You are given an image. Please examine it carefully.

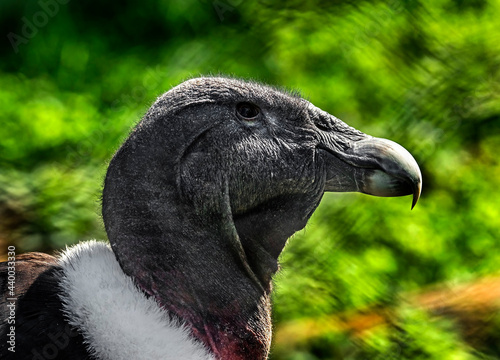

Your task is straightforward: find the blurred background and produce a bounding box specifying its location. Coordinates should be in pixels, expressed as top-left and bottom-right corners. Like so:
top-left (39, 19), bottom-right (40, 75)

top-left (1, 0), bottom-right (500, 358)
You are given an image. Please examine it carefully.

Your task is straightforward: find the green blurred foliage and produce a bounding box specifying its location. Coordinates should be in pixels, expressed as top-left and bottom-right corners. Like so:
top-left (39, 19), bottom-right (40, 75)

top-left (1, 0), bottom-right (499, 358)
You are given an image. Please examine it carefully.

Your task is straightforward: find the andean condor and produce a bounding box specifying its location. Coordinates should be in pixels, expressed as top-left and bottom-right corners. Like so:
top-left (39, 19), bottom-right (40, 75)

top-left (0, 77), bottom-right (421, 360)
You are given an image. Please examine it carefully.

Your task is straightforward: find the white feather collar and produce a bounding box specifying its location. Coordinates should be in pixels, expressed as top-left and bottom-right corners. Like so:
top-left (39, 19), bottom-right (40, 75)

top-left (58, 241), bottom-right (214, 360)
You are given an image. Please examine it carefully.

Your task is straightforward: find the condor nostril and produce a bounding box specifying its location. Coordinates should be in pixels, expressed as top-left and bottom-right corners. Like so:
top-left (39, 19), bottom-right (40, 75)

top-left (316, 122), bottom-right (331, 132)
top-left (313, 115), bottom-right (333, 132)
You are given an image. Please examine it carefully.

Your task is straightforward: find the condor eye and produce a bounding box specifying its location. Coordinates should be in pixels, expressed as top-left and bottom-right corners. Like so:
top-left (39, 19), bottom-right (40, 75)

top-left (236, 102), bottom-right (260, 120)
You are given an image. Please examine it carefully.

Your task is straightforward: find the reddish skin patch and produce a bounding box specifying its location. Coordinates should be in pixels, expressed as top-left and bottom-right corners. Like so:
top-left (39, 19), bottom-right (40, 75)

top-left (168, 301), bottom-right (271, 360)
top-left (192, 319), bottom-right (271, 360)
top-left (138, 282), bottom-right (271, 360)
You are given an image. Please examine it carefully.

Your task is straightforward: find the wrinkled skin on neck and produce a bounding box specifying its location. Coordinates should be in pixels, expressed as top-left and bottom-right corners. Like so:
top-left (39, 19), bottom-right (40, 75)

top-left (102, 77), bottom-right (421, 359)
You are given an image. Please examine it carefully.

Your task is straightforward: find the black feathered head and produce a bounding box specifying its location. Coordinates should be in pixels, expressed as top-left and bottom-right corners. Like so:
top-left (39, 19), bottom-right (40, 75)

top-left (101, 77), bottom-right (422, 359)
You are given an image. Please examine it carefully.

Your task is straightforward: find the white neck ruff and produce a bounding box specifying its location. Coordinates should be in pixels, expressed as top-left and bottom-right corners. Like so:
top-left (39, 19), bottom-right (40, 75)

top-left (58, 241), bottom-right (214, 360)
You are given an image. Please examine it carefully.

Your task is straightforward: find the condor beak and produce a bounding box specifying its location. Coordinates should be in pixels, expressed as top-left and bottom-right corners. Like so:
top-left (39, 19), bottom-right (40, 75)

top-left (321, 137), bottom-right (422, 209)
top-left (315, 111), bottom-right (422, 209)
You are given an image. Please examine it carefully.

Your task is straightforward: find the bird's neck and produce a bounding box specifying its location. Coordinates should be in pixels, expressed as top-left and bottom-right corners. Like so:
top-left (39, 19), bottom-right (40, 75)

top-left (101, 132), bottom-right (294, 359)
top-left (104, 190), bottom-right (274, 360)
